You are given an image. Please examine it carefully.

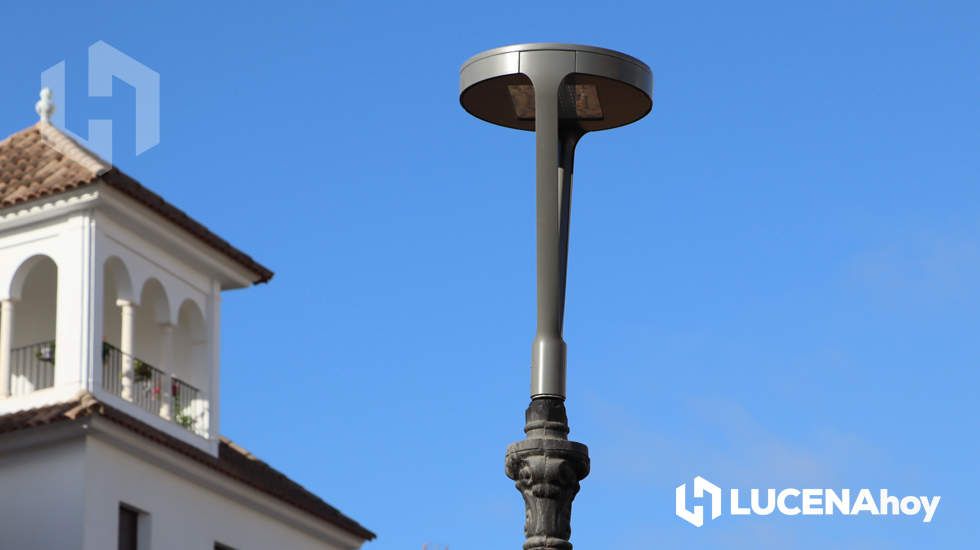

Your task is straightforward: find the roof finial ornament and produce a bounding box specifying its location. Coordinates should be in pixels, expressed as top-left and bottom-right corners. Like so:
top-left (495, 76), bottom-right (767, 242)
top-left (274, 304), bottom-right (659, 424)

top-left (35, 87), bottom-right (55, 123)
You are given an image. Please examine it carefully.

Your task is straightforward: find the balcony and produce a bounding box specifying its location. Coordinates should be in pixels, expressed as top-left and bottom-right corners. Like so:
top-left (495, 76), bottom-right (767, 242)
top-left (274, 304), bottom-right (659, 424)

top-left (4, 340), bottom-right (207, 436)
top-left (102, 342), bottom-right (207, 436)
top-left (0, 254), bottom-right (212, 442)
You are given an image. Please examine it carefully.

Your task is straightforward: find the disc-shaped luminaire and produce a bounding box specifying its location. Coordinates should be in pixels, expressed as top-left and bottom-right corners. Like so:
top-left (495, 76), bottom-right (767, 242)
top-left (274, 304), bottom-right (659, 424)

top-left (460, 43), bottom-right (653, 132)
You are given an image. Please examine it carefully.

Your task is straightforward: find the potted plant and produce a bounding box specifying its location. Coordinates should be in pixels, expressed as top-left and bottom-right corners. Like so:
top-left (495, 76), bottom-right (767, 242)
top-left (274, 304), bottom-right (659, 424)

top-left (34, 342), bottom-right (54, 365)
top-left (35, 342), bottom-right (55, 364)
top-left (176, 412), bottom-right (195, 429)
top-left (172, 393), bottom-right (195, 429)
top-left (133, 360), bottom-right (152, 383)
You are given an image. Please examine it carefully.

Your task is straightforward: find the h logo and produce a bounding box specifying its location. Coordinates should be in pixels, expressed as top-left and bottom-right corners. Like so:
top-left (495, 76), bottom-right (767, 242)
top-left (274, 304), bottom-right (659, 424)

top-left (676, 475), bottom-right (722, 527)
top-left (40, 40), bottom-right (160, 165)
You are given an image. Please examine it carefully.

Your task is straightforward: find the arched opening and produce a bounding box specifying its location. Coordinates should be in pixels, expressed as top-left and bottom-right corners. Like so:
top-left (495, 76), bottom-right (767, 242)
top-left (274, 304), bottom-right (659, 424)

top-left (6, 256), bottom-right (58, 396)
top-left (134, 279), bottom-right (169, 369)
top-left (174, 299), bottom-right (208, 435)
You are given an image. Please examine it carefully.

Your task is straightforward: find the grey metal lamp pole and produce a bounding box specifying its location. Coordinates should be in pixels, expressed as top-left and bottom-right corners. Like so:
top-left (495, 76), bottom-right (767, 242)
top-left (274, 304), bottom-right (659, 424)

top-left (460, 44), bottom-right (653, 549)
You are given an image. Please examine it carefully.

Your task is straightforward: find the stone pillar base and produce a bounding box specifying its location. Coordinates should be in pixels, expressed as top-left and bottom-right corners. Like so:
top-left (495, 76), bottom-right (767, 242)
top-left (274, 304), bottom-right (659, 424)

top-left (505, 398), bottom-right (589, 550)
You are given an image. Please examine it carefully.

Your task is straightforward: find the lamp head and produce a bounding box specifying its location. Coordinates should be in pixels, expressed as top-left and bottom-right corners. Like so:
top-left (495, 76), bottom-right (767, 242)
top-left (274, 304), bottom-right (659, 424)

top-left (459, 43), bottom-right (653, 132)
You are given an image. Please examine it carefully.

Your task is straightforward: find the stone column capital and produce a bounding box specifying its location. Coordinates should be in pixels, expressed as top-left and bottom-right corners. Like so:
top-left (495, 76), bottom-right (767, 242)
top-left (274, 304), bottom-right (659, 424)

top-left (506, 398), bottom-right (589, 550)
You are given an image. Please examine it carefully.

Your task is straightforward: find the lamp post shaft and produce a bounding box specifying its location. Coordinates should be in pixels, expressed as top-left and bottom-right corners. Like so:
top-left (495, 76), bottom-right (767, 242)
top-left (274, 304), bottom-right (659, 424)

top-left (530, 50), bottom-right (571, 399)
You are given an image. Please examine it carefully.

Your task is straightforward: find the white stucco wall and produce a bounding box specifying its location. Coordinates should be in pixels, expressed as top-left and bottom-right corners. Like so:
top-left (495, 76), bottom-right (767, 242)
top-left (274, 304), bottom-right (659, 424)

top-left (0, 437), bottom-right (87, 550)
top-left (0, 426), bottom-right (366, 550)
top-left (84, 437), bottom-right (360, 550)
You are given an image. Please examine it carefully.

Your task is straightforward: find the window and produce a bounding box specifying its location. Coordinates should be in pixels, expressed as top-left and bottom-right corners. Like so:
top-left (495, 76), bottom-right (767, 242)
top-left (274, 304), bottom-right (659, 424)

top-left (118, 505), bottom-right (140, 550)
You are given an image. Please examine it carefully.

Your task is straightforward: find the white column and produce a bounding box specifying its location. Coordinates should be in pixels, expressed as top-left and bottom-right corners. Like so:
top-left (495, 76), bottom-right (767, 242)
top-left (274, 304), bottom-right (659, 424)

top-left (0, 300), bottom-right (14, 398)
top-left (207, 280), bottom-right (221, 442)
top-left (118, 300), bottom-right (135, 401)
top-left (159, 323), bottom-right (174, 420)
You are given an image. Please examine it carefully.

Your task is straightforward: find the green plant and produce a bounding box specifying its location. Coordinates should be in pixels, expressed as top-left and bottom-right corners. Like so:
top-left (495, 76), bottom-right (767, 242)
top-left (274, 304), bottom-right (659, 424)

top-left (176, 413), bottom-right (195, 429)
top-left (133, 360), bottom-right (152, 383)
top-left (35, 342), bottom-right (55, 364)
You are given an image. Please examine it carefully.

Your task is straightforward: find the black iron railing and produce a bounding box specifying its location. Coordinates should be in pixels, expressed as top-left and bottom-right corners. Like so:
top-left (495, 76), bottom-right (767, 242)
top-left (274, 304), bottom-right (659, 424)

top-left (9, 341), bottom-right (56, 396)
top-left (172, 377), bottom-right (205, 431)
top-left (101, 342), bottom-right (206, 436)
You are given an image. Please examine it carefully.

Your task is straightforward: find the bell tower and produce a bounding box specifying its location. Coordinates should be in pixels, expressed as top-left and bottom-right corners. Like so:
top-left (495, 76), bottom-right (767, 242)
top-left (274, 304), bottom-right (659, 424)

top-left (0, 90), bottom-right (272, 454)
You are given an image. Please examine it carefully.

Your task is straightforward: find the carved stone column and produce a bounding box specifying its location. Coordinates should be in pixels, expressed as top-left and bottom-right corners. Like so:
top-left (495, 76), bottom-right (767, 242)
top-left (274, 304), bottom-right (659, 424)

top-left (506, 398), bottom-right (590, 550)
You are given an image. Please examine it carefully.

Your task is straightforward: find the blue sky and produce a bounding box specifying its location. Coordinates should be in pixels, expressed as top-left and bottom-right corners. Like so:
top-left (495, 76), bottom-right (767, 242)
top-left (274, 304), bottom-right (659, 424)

top-left (2, 1), bottom-right (978, 547)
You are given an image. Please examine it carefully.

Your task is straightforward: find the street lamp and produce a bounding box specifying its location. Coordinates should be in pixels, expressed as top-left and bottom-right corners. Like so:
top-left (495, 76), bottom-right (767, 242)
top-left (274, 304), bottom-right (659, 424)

top-left (459, 44), bottom-right (653, 549)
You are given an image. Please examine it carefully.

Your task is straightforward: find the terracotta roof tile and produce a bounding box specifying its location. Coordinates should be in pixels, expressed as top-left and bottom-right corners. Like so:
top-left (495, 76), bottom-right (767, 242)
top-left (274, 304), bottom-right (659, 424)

top-left (0, 123), bottom-right (273, 284)
top-left (0, 396), bottom-right (374, 541)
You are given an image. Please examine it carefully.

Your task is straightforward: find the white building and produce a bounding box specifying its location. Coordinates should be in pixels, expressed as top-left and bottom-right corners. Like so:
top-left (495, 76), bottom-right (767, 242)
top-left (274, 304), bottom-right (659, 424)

top-left (0, 92), bottom-right (375, 550)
